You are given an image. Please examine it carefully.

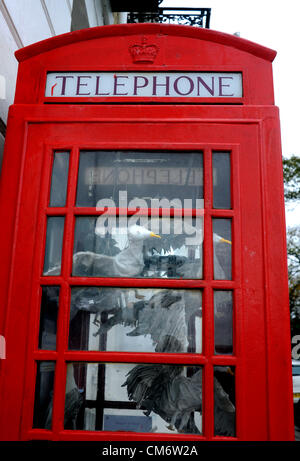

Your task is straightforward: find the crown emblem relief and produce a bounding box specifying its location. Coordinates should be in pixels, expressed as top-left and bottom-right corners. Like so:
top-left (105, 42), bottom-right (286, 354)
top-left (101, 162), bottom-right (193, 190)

top-left (129, 36), bottom-right (159, 64)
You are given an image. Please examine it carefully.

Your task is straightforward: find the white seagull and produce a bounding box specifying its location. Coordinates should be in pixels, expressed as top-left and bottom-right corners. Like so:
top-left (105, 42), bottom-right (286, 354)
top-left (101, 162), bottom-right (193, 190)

top-left (73, 224), bottom-right (161, 277)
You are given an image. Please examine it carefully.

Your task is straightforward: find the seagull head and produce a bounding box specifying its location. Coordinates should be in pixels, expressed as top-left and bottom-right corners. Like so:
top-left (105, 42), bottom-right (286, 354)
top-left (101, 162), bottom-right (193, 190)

top-left (128, 225), bottom-right (161, 242)
top-left (213, 233), bottom-right (232, 245)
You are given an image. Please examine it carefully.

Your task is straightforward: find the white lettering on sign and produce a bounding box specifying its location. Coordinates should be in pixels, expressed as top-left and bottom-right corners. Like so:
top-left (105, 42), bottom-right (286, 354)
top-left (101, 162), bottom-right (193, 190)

top-left (45, 72), bottom-right (243, 98)
top-left (85, 166), bottom-right (203, 186)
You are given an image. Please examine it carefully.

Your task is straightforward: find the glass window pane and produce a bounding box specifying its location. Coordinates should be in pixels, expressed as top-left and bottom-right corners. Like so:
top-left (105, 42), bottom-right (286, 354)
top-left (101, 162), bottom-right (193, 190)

top-left (49, 151), bottom-right (69, 207)
top-left (213, 219), bottom-right (232, 280)
top-left (69, 287), bottom-right (202, 353)
top-left (33, 361), bottom-right (55, 429)
top-left (64, 362), bottom-right (202, 434)
top-left (213, 152), bottom-right (231, 209)
top-left (76, 151), bottom-right (203, 208)
top-left (43, 217), bottom-right (65, 275)
top-left (72, 216), bottom-right (203, 279)
top-left (39, 286), bottom-right (60, 350)
top-left (214, 291), bottom-right (233, 355)
top-left (214, 366), bottom-right (235, 437)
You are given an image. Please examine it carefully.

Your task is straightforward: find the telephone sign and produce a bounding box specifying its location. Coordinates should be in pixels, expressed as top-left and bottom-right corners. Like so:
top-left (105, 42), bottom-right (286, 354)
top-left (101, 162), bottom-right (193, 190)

top-left (45, 71), bottom-right (243, 98)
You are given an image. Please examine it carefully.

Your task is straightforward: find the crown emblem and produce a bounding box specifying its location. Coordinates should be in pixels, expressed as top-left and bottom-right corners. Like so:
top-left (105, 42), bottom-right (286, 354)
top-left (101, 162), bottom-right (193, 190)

top-left (129, 37), bottom-right (159, 64)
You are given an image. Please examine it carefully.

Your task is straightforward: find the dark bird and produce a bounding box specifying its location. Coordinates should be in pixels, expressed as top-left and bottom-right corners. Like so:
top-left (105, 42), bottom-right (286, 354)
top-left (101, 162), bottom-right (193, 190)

top-left (122, 358), bottom-right (235, 435)
top-left (70, 286), bottom-right (202, 352)
top-left (126, 289), bottom-right (201, 353)
top-left (122, 362), bottom-right (202, 434)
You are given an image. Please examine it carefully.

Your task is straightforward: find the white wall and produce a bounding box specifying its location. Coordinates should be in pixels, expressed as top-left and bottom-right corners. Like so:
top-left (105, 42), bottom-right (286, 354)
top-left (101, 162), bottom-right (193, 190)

top-left (0, 0), bottom-right (74, 122)
top-left (0, 4), bottom-right (18, 125)
top-left (0, 0), bottom-right (117, 173)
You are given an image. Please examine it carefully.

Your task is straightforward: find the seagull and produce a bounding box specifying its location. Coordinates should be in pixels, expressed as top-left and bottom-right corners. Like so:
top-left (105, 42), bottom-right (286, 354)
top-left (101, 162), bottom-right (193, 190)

top-left (214, 367), bottom-right (236, 436)
top-left (48, 222), bottom-right (230, 279)
top-left (122, 362), bottom-right (235, 435)
top-left (213, 234), bottom-right (232, 245)
top-left (73, 224), bottom-right (161, 277)
top-left (126, 289), bottom-right (201, 353)
top-left (69, 286), bottom-right (122, 324)
top-left (175, 231), bottom-right (231, 279)
top-left (213, 233), bottom-right (232, 279)
top-left (44, 222), bottom-right (232, 431)
top-left (70, 287), bottom-right (201, 348)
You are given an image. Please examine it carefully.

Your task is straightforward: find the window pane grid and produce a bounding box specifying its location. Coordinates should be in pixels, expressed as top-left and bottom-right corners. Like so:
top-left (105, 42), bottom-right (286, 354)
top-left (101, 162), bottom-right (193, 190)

top-left (75, 150), bottom-right (204, 209)
top-left (202, 149), bottom-right (236, 439)
top-left (32, 146), bottom-right (239, 440)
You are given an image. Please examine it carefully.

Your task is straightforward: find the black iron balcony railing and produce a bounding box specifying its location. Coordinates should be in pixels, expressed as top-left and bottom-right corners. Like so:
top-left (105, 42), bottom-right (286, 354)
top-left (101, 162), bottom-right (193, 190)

top-left (110, 0), bottom-right (164, 12)
top-left (127, 8), bottom-right (211, 29)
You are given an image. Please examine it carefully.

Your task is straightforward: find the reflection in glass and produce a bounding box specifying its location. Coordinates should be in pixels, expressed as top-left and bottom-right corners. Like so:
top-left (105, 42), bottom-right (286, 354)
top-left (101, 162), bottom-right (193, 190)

top-left (33, 361), bottom-right (55, 429)
top-left (213, 219), bottom-right (232, 280)
top-left (49, 151), bottom-right (69, 207)
top-left (69, 287), bottom-right (202, 353)
top-left (214, 291), bottom-right (233, 354)
top-left (64, 362), bottom-right (202, 434)
top-left (39, 286), bottom-right (60, 350)
top-left (213, 152), bottom-right (231, 209)
top-left (76, 151), bottom-right (203, 208)
top-left (214, 366), bottom-right (235, 437)
top-left (72, 218), bottom-right (203, 279)
top-left (43, 217), bottom-right (65, 275)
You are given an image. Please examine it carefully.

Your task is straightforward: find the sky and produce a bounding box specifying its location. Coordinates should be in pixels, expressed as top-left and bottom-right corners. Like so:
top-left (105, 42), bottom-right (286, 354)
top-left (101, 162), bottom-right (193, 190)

top-left (162, 0), bottom-right (300, 226)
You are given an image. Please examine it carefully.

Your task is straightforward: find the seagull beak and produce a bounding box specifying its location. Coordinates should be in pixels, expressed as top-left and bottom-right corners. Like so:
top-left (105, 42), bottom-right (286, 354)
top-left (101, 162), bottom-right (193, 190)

top-left (220, 237), bottom-right (232, 245)
top-left (226, 367), bottom-right (235, 376)
top-left (150, 232), bottom-right (161, 238)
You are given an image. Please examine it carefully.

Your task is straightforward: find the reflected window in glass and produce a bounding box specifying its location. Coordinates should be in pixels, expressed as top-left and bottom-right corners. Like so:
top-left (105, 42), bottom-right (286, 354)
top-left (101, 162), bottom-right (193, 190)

top-left (64, 362), bottom-right (202, 434)
top-left (76, 151), bottom-right (203, 208)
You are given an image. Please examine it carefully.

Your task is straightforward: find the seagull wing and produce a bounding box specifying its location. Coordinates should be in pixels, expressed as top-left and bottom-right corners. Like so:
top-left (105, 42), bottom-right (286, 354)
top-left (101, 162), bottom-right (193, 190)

top-left (73, 251), bottom-right (115, 276)
top-left (214, 377), bottom-right (235, 436)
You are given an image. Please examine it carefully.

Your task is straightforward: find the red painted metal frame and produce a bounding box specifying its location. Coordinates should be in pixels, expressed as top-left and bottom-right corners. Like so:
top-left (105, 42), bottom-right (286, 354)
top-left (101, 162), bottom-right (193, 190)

top-left (25, 128), bottom-right (240, 442)
top-left (0, 24), bottom-right (294, 441)
top-left (0, 105), bottom-right (294, 441)
top-left (13, 23), bottom-right (275, 107)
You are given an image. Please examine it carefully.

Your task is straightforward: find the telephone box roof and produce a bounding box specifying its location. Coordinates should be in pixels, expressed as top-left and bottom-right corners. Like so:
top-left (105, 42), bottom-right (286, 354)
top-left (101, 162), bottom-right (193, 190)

top-left (15, 22), bottom-right (276, 63)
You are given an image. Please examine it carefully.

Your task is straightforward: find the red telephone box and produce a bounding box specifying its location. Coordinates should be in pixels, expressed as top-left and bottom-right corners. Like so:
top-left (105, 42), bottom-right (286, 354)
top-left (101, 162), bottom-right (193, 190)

top-left (0, 23), bottom-right (294, 441)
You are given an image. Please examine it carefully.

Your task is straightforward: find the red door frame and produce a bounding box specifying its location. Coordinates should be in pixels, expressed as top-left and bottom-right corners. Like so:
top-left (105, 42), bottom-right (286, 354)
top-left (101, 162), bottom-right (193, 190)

top-left (0, 23), bottom-right (294, 441)
top-left (0, 103), bottom-right (294, 441)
